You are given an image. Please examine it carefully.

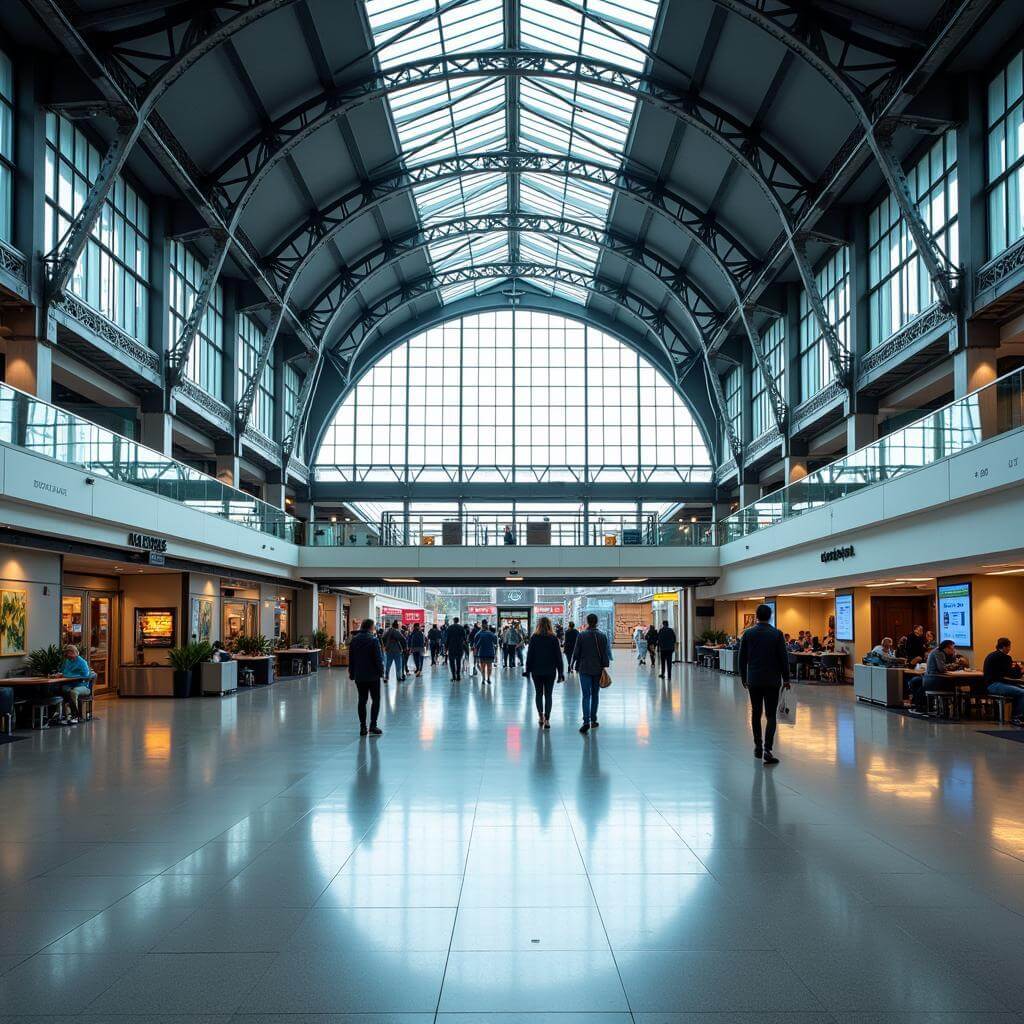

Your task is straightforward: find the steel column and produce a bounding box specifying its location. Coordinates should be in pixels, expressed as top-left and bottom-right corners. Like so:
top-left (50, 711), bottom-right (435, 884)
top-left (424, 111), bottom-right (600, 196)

top-left (236, 304), bottom-right (286, 434)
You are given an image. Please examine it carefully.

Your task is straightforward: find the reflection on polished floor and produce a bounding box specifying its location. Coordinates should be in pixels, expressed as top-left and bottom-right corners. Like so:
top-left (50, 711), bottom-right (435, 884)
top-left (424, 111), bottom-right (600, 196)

top-left (3, 659), bottom-right (1024, 1022)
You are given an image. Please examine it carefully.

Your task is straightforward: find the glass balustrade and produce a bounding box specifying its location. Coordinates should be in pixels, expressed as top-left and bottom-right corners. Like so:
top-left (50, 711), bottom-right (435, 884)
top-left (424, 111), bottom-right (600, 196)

top-left (719, 365), bottom-right (1024, 542)
top-left (0, 382), bottom-right (298, 542)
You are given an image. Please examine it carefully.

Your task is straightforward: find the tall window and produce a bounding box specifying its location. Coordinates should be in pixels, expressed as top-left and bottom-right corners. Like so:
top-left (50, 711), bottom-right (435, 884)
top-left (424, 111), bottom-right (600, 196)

top-left (44, 113), bottom-right (150, 343)
top-left (751, 319), bottom-right (785, 438)
top-left (316, 310), bottom-right (712, 483)
top-left (722, 366), bottom-right (741, 454)
top-left (987, 49), bottom-right (1024, 258)
top-left (799, 247), bottom-right (850, 401)
top-left (238, 314), bottom-right (274, 437)
top-left (868, 131), bottom-right (958, 345)
top-left (283, 362), bottom-right (301, 437)
top-left (167, 240), bottom-right (224, 400)
top-left (0, 51), bottom-right (12, 243)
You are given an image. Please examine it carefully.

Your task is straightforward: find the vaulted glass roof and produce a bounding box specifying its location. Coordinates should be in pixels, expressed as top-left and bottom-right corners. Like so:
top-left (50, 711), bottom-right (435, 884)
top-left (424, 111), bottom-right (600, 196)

top-left (363, 0), bottom-right (660, 306)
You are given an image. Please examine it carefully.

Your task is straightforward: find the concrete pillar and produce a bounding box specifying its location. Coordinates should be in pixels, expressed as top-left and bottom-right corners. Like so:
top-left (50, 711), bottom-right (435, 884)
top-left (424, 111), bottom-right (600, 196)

top-left (215, 452), bottom-right (239, 488)
top-left (295, 583), bottom-right (318, 642)
top-left (954, 346), bottom-right (999, 439)
top-left (264, 481), bottom-right (286, 509)
top-left (684, 587), bottom-right (697, 662)
top-left (4, 336), bottom-right (52, 401)
top-left (738, 481), bottom-right (761, 508)
top-left (140, 411), bottom-right (173, 455)
top-left (846, 412), bottom-right (876, 454)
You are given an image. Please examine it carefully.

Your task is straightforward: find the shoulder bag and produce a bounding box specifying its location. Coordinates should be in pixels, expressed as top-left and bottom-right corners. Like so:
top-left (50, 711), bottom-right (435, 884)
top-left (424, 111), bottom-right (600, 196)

top-left (598, 633), bottom-right (612, 688)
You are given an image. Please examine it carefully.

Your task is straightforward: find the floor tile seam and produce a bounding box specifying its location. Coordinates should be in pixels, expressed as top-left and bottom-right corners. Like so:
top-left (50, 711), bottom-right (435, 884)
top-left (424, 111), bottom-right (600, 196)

top-left (559, 787), bottom-right (636, 1023)
top-left (433, 757), bottom-right (486, 1024)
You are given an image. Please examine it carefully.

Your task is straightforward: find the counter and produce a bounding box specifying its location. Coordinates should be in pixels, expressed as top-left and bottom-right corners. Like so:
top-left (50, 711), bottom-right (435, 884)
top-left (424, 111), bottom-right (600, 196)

top-left (235, 655), bottom-right (274, 686)
top-left (275, 648), bottom-right (320, 676)
top-left (119, 665), bottom-right (175, 697)
top-left (718, 649), bottom-right (737, 674)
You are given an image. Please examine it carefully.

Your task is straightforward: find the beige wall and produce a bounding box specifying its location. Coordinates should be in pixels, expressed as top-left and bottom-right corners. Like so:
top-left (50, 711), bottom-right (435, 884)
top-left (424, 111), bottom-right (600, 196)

top-left (0, 545), bottom-right (61, 667)
top-left (773, 597), bottom-right (832, 641)
top-left (120, 572), bottom-right (183, 665)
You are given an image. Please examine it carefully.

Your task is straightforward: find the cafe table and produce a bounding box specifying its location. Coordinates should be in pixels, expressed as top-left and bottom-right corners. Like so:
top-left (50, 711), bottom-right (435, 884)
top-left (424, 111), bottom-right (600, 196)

top-left (900, 667), bottom-right (984, 719)
top-left (275, 648), bottom-right (320, 676)
top-left (2, 677), bottom-right (77, 729)
top-left (233, 655), bottom-right (274, 686)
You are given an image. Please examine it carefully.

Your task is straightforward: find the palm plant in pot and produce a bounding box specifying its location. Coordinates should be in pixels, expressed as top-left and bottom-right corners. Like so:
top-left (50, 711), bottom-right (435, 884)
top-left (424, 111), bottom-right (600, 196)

top-left (25, 644), bottom-right (65, 677)
top-left (232, 633), bottom-right (272, 656)
top-left (168, 641), bottom-right (214, 697)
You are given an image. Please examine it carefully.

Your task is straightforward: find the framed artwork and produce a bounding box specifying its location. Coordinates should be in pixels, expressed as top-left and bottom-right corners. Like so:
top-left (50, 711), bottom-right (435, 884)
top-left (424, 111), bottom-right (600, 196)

top-left (190, 597), bottom-right (214, 643)
top-left (0, 589), bottom-right (27, 655)
top-left (743, 613), bottom-right (755, 629)
top-left (135, 607), bottom-right (176, 648)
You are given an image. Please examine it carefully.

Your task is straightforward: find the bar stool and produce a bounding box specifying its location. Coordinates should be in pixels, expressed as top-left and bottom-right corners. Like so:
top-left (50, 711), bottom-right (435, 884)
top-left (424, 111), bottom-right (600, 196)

top-left (242, 666), bottom-right (255, 687)
top-left (32, 695), bottom-right (64, 729)
top-left (79, 695), bottom-right (94, 721)
top-left (925, 690), bottom-right (958, 720)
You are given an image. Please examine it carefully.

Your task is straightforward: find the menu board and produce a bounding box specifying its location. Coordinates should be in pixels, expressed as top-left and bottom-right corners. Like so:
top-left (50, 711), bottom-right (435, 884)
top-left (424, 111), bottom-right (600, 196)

top-left (937, 582), bottom-right (972, 647)
top-left (835, 593), bottom-right (854, 642)
top-left (764, 599), bottom-right (777, 626)
top-left (135, 608), bottom-right (176, 648)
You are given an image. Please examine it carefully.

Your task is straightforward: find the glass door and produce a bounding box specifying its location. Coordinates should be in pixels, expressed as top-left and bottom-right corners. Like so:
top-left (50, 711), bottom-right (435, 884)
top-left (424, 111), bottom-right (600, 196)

top-left (61, 593), bottom-right (84, 648)
top-left (88, 595), bottom-right (111, 693)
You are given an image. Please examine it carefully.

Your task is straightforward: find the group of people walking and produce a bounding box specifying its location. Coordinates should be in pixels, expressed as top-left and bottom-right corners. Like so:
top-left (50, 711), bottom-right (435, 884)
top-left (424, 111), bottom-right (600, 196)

top-left (346, 613), bottom-right (612, 735)
top-left (632, 621), bottom-right (678, 679)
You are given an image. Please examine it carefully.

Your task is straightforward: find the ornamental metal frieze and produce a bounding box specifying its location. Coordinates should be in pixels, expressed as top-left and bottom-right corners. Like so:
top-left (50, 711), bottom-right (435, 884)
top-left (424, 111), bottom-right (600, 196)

top-left (57, 294), bottom-right (161, 373)
top-left (793, 382), bottom-right (844, 428)
top-left (746, 426), bottom-right (783, 459)
top-left (177, 379), bottom-right (232, 427)
top-left (858, 303), bottom-right (952, 376)
top-left (975, 236), bottom-right (1024, 295)
top-left (0, 239), bottom-right (27, 282)
top-left (242, 424), bottom-right (281, 462)
top-left (715, 457), bottom-right (738, 483)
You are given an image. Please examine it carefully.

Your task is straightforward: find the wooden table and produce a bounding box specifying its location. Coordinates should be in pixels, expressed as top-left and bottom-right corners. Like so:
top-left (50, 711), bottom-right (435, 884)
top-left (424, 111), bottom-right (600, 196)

top-left (2, 675), bottom-right (76, 687)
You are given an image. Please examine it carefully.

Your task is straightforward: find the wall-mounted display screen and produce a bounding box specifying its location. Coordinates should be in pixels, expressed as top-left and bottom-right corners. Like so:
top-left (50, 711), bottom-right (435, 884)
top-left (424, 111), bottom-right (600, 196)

top-left (937, 582), bottom-right (972, 647)
top-left (764, 599), bottom-right (776, 626)
top-left (835, 593), bottom-right (854, 642)
top-left (135, 608), bottom-right (176, 648)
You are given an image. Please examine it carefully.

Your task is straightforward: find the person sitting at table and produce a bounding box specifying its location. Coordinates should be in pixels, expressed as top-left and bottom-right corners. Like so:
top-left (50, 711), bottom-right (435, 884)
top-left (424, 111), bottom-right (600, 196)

top-left (895, 635), bottom-right (909, 660)
top-left (211, 640), bottom-right (233, 663)
top-left (904, 625), bottom-right (927, 667)
top-left (810, 635), bottom-right (823, 652)
top-left (924, 630), bottom-right (936, 652)
top-left (60, 644), bottom-right (95, 724)
top-left (870, 637), bottom-right (897, 664)
top-left (913, 639), bottom-right (964, 712)
top-left (983, 637), bottom-right (1024, 726)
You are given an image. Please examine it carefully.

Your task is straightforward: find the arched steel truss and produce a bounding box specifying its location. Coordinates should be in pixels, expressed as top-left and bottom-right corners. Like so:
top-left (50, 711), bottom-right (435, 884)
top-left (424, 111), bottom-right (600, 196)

top-left (300, 290), bottom-right (723, 470)
top-left (266, 160), bottom-right (787, 432)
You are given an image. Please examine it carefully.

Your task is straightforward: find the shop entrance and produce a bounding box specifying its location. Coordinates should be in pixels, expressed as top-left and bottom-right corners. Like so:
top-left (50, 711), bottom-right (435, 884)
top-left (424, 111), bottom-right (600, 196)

top-left (61, 591), bottom-right (114, 694)
top-left (497, 607), bottom-right (532, 635)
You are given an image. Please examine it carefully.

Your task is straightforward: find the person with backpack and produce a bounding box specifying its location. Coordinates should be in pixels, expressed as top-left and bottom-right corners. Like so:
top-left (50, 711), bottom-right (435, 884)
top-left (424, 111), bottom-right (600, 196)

top-left (427, 623), bottom-right (442, 666)
top-left (408, 622), bottom-right (426, 676)
top-left (446, 617), bottom-right (467, 681)
top-left (348, 619), bottom-right (384, 736)
top-left (569, 613), bottom-right (611, 734)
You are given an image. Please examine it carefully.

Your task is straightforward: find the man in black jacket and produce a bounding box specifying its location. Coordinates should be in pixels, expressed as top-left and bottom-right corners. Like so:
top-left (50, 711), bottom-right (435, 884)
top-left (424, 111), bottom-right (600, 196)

top-left (446, 617), bottom-right (467, 681)
top-left (656, 620), bottom-right (677, 680)
top-left (348, 618), bottom-right (384, 736)
top-left (737, 603), bottom-right (790, 764)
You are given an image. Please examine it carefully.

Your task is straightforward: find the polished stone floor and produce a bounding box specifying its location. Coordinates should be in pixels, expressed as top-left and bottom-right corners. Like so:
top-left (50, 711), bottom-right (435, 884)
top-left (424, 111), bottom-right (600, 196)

top-left (3, 655), bottom-right (1024, 1023)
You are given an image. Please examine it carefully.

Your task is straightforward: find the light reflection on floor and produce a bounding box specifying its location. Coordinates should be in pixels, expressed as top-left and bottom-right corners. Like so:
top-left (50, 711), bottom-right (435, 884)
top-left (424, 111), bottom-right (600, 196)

top-left (2, 657), bottom-right (1024, 1018)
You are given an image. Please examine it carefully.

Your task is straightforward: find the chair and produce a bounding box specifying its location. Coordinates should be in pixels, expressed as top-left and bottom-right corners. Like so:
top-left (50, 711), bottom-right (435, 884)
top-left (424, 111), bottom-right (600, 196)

top-left (925, 690), bottom-right (958, 720)
top-left (79, 695), bottom-right (94, 721)
top-left (31, 695), bottom-right (64, 729)
top-left (818, 655), bottom-right (842, 685)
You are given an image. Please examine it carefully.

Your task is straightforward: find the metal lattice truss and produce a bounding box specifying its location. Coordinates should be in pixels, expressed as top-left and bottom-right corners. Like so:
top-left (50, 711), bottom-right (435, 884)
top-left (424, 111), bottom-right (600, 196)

top-left (22, 0), bottom-right (996, 472)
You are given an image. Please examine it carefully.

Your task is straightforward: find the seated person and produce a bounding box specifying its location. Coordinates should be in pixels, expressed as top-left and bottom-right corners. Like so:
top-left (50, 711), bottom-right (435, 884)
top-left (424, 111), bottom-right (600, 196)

top-left (895, 634), bottom-right (909, 660)
top-left (810, 635), bottom-right (823, 652)
top-left (924, 630), bottom-right (937, 652)
top-left (870, 637), bottom-right (898, 664)
top-left (904, 625), bottom-right (927, 667)
top-left (211, 640), bottom-right (233, 663)
top-left (913, 639), bottom-right (964, 711)
top-left (60, 644), bottom-right (94, 724)
top-left (983, 637), bottom-right (1024, 726)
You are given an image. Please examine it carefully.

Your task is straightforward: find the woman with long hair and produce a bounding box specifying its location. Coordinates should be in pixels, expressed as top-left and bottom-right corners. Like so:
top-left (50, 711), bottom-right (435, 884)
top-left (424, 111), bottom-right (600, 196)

top-left (525, 616), bottom-right (565, 729)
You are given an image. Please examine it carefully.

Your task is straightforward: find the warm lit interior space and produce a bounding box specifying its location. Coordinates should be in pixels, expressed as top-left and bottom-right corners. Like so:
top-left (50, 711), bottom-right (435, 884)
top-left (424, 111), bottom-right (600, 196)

top-left (3, 0), bottom-right (1024, 1017)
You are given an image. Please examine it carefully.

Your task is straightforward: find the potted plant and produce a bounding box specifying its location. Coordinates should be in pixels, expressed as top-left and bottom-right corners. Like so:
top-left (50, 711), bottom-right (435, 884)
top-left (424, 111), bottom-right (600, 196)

top-left (232, 633), bottom-right (272, 656)
top-left (25, 644), bottom-right (64, 677)
top-left (696, 628), bottom-right (729, 647)
top-left (168, 641), bottom-right (213, 697)
top-left (311, 628), bottom-right (330, 667)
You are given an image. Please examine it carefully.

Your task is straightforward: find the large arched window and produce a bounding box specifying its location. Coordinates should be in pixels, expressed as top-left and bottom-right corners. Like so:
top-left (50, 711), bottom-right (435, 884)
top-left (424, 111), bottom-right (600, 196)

top-left (315, 311), bottom-right (712, 484)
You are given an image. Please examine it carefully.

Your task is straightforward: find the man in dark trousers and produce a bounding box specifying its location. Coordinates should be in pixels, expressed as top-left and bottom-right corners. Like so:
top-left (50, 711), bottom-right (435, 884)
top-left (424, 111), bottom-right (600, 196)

top-left (348, 618), bottom-right (384, 736)
top-left (446, 617), bottom-right (467, 681)
top-left (737, 603), bottom-right (790, 765)
top-left (656, 619), bottom-right (677, 680)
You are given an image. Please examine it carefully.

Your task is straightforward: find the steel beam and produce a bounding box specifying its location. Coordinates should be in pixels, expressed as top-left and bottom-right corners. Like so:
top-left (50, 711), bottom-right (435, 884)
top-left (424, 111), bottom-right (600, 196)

top-left (704, 355), bottom-right (743, 465)
top-left (790, 234), bottom-right (852, 387)
top-left (236, 303), bottom-right (287, 434)
top-left (165, 230), bottom-right (233, 393)
top-left (281, 349), bottom-right (324, 467)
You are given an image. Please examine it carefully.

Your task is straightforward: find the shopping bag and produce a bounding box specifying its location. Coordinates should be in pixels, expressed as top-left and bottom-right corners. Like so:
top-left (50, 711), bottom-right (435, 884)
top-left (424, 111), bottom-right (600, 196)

top-left (599, 668), bottom-right (613, 688)
top-left (777, 685), bottom-right (796, 725)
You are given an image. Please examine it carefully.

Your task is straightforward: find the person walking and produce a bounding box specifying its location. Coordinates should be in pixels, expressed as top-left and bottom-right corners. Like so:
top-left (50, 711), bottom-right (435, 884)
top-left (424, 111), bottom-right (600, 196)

top-left (569, 613), bottom-right (610, 734)
top-left (633, 624), bottom-right (648, 665)
top-left (656, 619), bottom-right (677, 680)
top-left (468, 621), bottom-right (481, 677)
top-left (348, 618), bottom-right (384, 736)
top-left (427, 623), bottom-right (441, 666)
top-left (474, 620), bottom-right (498, 684)
top-left (563, 621), bottom-right (579, 676)
top-left (408, 622), bottom-right (426, 677)
top-left (644, 624), bottom-right (658, 669)
top-left (525, 616), bottom-right (565, 728)
top-left (382, 620), bottom-right (407, 683)
top-left (501, 621), bottom-right (519, 669)
top-left (737, 603), bottom-right (790, 765)
top-left (446, 617), bottom-right (467, 681)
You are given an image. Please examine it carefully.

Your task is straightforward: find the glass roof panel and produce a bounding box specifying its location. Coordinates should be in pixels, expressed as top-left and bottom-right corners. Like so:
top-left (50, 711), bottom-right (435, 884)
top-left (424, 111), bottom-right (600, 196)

top-left (363, 0), bottom-right (659, 304)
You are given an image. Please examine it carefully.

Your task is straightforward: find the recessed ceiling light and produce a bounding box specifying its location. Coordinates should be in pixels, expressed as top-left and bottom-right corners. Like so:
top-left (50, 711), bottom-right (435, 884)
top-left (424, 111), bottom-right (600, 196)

top-left (612, 577), bottom-right (647, 583)
top-left (505, 575), bottom-right (524, 581)
top-left (986, 568), bottom-right (1024, 575)
top-left (384, 578), bottom-right (419, 584)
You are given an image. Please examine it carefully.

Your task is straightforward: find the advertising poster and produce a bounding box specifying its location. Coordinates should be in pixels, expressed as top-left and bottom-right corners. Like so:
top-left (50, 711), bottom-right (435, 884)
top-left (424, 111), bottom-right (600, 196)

top-left (834, 593), bottom-right (854, 642)
top-left (937, 582), bottom-right (972, 647)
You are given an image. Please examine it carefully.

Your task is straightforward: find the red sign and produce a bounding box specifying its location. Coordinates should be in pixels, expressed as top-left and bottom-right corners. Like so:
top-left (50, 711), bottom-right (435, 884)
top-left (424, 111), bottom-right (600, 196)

top-left (402, 609), bottom-right (425, 625)
top-left (468, 604), bottom-right (497, 616)
top-left (535, 604), bottom-right (565, 615)
top-left (379, 605), bottom-right (403, 620)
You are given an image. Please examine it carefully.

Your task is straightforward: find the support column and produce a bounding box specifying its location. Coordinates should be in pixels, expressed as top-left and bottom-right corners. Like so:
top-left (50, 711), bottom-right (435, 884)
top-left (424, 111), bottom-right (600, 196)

top-left (264, 481), bottom-right (286, 509)
top-left (846, 412), bottom-right (877, 454)
top-left (738, 479), bottom-right (761, 508)
top-left (295, 583), bottom-right (319, 642)
top-left (783, 440), bottom-right (808, 484)
top-left (215, 449), bottom-right (240, 488)
top-left (954, 345), bottom-right (999, 439)
top-left (139, 411), bottom-right (173, 455)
